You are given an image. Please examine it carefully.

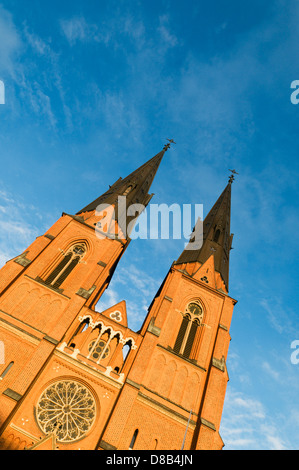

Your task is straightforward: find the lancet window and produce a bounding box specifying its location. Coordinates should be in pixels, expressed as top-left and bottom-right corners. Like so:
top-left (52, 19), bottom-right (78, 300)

top-left (44, 244), bottom-right (86, 289)
top-left (173, 301), bottom-right (204, 359)
top-left (0, 362), bottom-right (14, 381)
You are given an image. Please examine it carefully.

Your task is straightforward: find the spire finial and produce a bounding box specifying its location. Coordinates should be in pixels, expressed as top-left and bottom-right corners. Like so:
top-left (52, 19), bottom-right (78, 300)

top-left (164, 138), bottom-right (176, 151)
top-left (228, 169), bottom-right (239, 184)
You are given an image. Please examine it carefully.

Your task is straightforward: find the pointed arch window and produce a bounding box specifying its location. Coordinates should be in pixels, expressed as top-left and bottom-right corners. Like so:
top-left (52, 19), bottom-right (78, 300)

top-left (213, 228), bottom-right (221, 243)
top-left (129, 429), bottom-right (139, 450)
top-left (68, 318), bottom-right (90, 348)
top-left (0, 362), bottom-right (14, 380)
top-left (123, 185), bottom-right (134, 196)
top-left (173, 302), bottom-right (203, 359)
top-left (44, 244), bottom-right (86, 289)
top-left (87, 327), bottom-right (113, 364)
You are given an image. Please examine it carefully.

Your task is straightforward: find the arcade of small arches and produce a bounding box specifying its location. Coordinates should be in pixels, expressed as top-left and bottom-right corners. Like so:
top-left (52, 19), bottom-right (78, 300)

top-left (77, 314), bottom-right (137, 349)
top-left (57, 315), bottom-right (137, 378)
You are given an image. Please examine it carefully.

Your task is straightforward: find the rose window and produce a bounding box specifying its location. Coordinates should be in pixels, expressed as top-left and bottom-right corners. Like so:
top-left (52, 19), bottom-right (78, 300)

top-left (88, 339), bottom-right (110, 360)
top-left (36, 380), bottom-right (96, 443)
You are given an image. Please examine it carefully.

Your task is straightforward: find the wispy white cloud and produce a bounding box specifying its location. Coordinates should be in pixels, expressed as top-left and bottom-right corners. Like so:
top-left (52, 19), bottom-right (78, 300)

top-left (96, 262), bottom-right (161, 331)
top-left (60, 16), bottom-right (103, 46)
top-left (0, 5), bottom-right (22, 77)
top-left (0, 9), bottom-right (74, 131)
top-left (261, 361), bottom-right (280, 381)
top-left (59, 14), bottom-right (145, 48)
top-left (221, 388), bottom-right (288, 450)
top-left (260, 297), bottom-right (297, 337)
top-left (0, 185), bottom-right (49, 269)
top-left (158, 15), bottom-right (179, 50)
top-left (22, 26), bottom-right (73, 130)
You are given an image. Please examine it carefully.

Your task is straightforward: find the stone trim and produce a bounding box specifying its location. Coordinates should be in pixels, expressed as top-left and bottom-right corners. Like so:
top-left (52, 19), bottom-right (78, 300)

top-left (212, 356), bottom-right (226, 372)
top-left (200, 417), bottom-right (216, 431)
top-left (44, 234), bottom-right (55, 240)
top-left (99, 440), bottom-right (117, 450)
top-left (125, 378), bottom-right (141, 389)
top-left (0, 315), bottom-right (42, 343)
top-left (3, 388), bottom-right (23, 402)
top-left (44, 335), bottom-right (59, 345)
top-left (76, 285), bottom-right (97, 300)
top-left (158, 344), bottom-right (206, 372)
top-left (137, 391), bottom-right (196, 427)
top-left (140, 384), bottom-right (198, 418)
top-left (33, 276), bottom-right (67, 297)
top-left (14, 252), bottom-right (31, 268)
top-left (147, 318), bottom-right (161, 337)
top-left (97, 261), bottom-right (107, 268)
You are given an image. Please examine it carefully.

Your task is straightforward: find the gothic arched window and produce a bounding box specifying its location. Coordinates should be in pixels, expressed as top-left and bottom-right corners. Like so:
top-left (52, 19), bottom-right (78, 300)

top-left (88, 339), bottom-right (110, 361)
top-left (36, 380), bottom-right (97, 443)
top-left (173, 302), bottom-right (203, 359)
top-left (129, 429), bottom-right (139, 450)
top-left (123, 185), bottom-right (134, 196)
top-left (0, 362), bottom-right (14, 380)
top-left (213, 228), bottom-right (221, 243)
top-left (44, 244), bottom-right (86, 289)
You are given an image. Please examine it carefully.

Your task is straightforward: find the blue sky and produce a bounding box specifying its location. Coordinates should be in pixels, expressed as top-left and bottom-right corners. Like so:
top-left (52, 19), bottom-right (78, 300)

top-left (0, 0), bottom-right (299, 450)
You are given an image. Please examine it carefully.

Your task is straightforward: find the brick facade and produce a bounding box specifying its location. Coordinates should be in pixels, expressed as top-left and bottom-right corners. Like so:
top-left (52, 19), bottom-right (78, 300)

top-left (0, 147), bottom-right (237, 450)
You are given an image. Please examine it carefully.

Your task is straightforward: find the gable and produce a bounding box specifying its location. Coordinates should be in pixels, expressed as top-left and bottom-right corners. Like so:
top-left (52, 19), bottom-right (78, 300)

top-left (99, 300), bottom-right (128, 328)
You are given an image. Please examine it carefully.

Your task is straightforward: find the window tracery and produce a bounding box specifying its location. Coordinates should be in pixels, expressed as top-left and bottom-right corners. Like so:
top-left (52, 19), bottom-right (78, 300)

top-left (36, 380), bottom-right (96, 443)
top-left (44, 244), bottom-right (86, 289)
top-left (173, 301), bottom-right (203, 359)
top-left (88, 339), bottom-right (110, 361)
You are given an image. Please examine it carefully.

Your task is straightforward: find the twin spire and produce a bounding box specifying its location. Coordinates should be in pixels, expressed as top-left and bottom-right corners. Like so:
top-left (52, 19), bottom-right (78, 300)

top-left (176, 178), bottom-right (234, 291)
top-left (77, 146), bottom-right (169, 216)
top-left (77, 142), bottom-right (235, 292)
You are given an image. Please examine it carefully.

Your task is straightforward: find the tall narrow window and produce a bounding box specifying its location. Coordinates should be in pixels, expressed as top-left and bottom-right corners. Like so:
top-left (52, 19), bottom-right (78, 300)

top-left (44, 244), bottom-right (86, 289)
top-left (120, 342), bottom-right (132, 373)
top-left (123, 185), bottom-right (134, 196)
top-left (129, 429), bottom-right (139, 450)
top-left (173, 302), bottom-right (203, 359)
top-left (0, 362), bottom-right (14, 380)
top-left (183, 320), bottom-right (200, 358)
top-left (173, 315), bottom-right (190, 354)
top-left (213, 228), bottom-right (221, 243)
top-left (68, 319), bottom-right (90, 347)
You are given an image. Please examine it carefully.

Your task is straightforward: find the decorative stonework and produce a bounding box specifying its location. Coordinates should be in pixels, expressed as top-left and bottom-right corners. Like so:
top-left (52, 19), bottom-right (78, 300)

top-left (76, 286), bottom-right (96, 300)
top-left (36, 380), bottom-right (96, 443)
top-left (77, 316), bottom-right (137, 350)
top-left (147, 317), bottom-right (161, 337)
top-left (110, 311), bottom-right (122, 322)
top-left (14, 252), bottom-right (31, 268)
top-left (88, 339), bottom-right (110, 360)
top-left (212, 356), bottom-right (226, 373)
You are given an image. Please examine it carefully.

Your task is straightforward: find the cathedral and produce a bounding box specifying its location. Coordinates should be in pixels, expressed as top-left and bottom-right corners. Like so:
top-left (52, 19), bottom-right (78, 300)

top-left (0, 144), bottom-right (237, 450)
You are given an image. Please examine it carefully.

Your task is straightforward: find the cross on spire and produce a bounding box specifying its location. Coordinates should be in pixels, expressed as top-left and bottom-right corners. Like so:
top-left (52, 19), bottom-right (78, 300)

top-left (164, 138), bottom-right (176, 151)
top-left (228, 169), bottom-right (239, 184)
